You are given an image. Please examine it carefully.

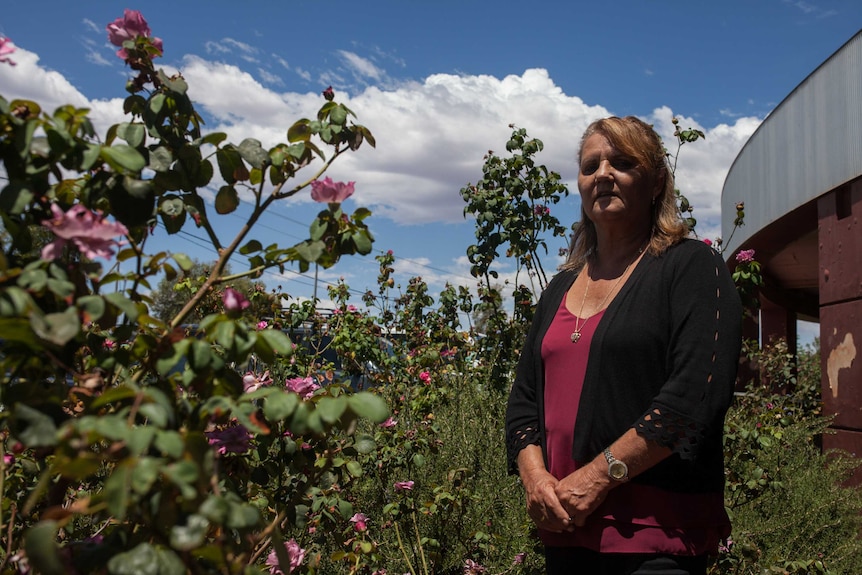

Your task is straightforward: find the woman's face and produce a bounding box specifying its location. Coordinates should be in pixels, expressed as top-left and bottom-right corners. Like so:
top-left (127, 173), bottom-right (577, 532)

top-left (577, 132), bottom-right (656, 228)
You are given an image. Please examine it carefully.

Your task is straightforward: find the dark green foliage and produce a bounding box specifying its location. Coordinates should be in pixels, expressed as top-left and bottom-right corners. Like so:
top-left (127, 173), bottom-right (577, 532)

top-left (712, 339), bottom-right (862, 575)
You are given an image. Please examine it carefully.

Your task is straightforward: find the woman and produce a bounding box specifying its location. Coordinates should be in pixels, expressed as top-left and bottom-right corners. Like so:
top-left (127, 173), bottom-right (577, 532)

top-left (505, 116), bottom-right (742, 574)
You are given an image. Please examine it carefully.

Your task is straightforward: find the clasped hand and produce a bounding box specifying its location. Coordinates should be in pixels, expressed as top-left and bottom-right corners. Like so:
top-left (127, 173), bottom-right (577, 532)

top-left (523, 464), bottom-right (609, 532)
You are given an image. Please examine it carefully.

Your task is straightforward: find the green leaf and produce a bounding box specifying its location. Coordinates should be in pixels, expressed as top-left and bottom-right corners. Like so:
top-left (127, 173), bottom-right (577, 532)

top-left (216, 147), bottom-right (249, 184)
top-left (159, 195), bottom-right (186, 234)
top-left (82, 142), bottom-right (102, 170)
top-left (257, 328), bottom-right (293, 356)
top-left (91, 384), bottom-right (139, 408)
top-left (148, 146), bottom-right (174, 172)
top-left (239, 239), bottom-right (262, 255)
top-left (188, 339), bottom-right (215, 371)
top-left (164, 461), bottom-right (199, 500)
top-left (126, 426), bottom-right (158, 455)
top-left (200, 495), bottom-right (230, 524)
top-left (225, 500), bottom-right (261, 530)
top-left (215, 185), bottom-right (240, 215)
top-left (0, 182), bottom-right (35, 215)
top-left (348, 393), bottom-right (389, 423)
top-left (330, 105), bottom-right (348, 125)
top-left (11, 404), bottom-right (57, 447)
top-left (25, 521), bottom-right (66, 575)
top-left (154, 430), bottom-right (185, 458)
top-left (130, 457), bottom-right (163, 494)
top-left (263, 390), bottom-right (299, 422)
top-left (101, 144), bottom-right (147, 173)
top-left (107, 543), bottom-right (185, 575)
top-left (156, 338), bottom-right (190, 375)
top-left (123, 94), bottom-right (147, 115)
top-left (172, 252), bottom-right (194, 271)
top-left (353, 433), bottom-right (376, 454)
top-left (316, 396), bottom-right (348, 424)
top-left (77, 295), bottom-right (106, 321)
top-left (104, 463), bottom-right (132, 520)
top-left (200, 132), bottom-right (228, 147)
top-left (352, 230), bottom-right (373, 255)
top-left (171, 514), bottom-right (209, 551)
top-left (105, 292), bottom-right (143, 321)
top-left (139, 402), bottom-right (170, 428)
top-left (237, 138), bottom-right (270, 169)
top-left (292, 243), bottom-right (322, 267)
top-left (30, 307), bottom-right (80, 346)
top-left (164, 74), bottom-right (189, 95)
top-left (117, 122), bottom-right (146, 147)
top-left (346, 460), bottom-right (363, 478)
top-left (287, 120), bottom-right (311, 142)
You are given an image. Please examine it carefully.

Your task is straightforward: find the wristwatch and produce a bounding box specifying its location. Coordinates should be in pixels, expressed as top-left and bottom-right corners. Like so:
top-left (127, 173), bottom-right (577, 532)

top-left (603, 448), bottom-right (629, 482)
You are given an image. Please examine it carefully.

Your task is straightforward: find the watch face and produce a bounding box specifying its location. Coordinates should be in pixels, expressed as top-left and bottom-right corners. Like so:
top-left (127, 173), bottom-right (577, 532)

top-left (609, 460), bottom-right (628, 480)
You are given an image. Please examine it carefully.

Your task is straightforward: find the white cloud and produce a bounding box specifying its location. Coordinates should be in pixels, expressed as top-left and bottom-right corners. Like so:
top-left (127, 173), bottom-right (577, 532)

top-left (82, 19), bottom-right (101, 34)
top-left (0, 46), bottom-right (91, 111)
top-left (337, 50), bottom-right (384, 82)
top-left (0, 47), bottom-right (762, 300)
top-left (257, 67), bottom-right (284, 87)
top-left (647, 108), bottom-right (760, 241)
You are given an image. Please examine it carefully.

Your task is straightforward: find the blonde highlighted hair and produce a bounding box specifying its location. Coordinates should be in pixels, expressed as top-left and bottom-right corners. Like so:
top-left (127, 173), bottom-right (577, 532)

top-left (562, 116), bottom-right (688, 270)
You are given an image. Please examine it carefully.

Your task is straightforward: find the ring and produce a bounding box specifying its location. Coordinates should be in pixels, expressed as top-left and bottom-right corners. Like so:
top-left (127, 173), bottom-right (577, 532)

top-left (567, 516), bottom-right (574, 523)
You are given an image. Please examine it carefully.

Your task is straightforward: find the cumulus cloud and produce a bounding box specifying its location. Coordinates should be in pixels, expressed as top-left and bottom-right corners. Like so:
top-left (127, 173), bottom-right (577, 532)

top-left (0, 46), bottom-right (91, 111)
top-left (0, 45), bottom-right (762, 300)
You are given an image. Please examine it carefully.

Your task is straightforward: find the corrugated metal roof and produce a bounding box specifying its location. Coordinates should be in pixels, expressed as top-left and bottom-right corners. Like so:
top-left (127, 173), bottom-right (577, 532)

top-left (721, 30), bottom-right (862, 257)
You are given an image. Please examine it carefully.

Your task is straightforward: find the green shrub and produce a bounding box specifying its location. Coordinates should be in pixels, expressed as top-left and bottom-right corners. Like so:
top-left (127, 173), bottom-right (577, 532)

top-left (713, 339), bottom-right (862, 575)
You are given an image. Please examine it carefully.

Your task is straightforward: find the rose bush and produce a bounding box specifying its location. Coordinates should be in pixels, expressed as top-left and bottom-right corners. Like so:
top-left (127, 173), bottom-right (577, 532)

top-left (0, 10), bottom-right (387, 575)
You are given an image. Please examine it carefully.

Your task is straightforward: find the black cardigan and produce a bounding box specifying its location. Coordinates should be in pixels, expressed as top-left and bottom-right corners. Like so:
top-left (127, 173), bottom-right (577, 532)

top-left (505, 239), bottom-right (742, 494)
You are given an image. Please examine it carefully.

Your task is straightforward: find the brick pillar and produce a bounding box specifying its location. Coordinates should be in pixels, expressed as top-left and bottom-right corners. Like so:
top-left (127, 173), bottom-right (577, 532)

top-left (818, 180), bottom-right (862, 471)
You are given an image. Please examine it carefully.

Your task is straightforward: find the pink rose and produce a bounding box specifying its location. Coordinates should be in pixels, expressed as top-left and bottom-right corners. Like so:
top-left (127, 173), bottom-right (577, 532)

top-left (322, 86), bottom-right (335, 101)
top-left (285, 377), bottom-right (319, 400)
top-left (310, 177), bottom-right (355, 204)
top-left (206, 425), bottom-right (252, 455)
top-left (243, 370), bottom-right (273, 393)
top-left (222, 287), bottom-right (250, 314)
top-left (419, 371), bottom-right (431, 385)
top-left (394, 480), bottom-right (414, 491)
top-left (106, 9), bottom-right (163, 60)
top-left (0, 37), bottom-right (16, 66)
top-left (350, 512), bottom-right (368, 532)
top-left (41, 204), bottom-right (128, 261)
top-left (265, 539), bottom-right (305, 574)
top-left (735, 249), bottom-right (756, 263)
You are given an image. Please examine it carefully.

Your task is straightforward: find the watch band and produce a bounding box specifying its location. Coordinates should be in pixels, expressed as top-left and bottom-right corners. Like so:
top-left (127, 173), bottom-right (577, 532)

top-left (603, 448), bottom-right (629, 482)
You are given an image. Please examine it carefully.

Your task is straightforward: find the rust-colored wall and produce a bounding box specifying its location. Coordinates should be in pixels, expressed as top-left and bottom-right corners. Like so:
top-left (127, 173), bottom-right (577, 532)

top-left (818, 181), bottom-right (862, 450)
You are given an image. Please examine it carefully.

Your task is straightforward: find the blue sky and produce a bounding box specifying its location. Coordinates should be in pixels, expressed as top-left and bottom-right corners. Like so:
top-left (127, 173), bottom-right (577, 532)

top-left (1, 1), bottom-right (858, 336)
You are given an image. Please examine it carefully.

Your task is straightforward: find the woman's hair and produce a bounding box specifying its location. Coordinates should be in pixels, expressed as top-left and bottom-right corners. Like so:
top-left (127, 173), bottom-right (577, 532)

top-left (562, 116), bottom-right (688, 270)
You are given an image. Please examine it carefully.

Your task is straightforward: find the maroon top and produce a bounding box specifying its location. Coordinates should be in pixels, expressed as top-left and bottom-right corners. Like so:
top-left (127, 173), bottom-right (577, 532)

top-left (540, 296), bottom-right (729, 554)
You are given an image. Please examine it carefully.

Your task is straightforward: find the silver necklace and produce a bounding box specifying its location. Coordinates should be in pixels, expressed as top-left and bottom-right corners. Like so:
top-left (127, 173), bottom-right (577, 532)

top-left (570, 249), bottom-right (642, 343)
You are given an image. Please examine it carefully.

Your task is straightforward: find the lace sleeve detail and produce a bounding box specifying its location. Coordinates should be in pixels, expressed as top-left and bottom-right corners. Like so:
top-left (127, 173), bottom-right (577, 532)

top-left (506, 425), bottom-right (541, 474)
top-left (634, 407), bottom-right (707, 461)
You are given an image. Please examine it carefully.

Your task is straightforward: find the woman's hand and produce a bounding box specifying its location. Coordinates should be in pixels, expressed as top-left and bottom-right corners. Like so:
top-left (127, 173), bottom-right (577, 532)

top-left (522, 468), bottom-right (573, 532)
top-left (554, 460), bottom-right (611, 527)
top-left (517, 445), bottom-right (573, 533)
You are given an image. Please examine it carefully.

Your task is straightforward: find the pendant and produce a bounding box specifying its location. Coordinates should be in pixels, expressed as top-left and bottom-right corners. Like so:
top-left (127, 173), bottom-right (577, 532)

top-left (570, 331), bottom-right (581, 343)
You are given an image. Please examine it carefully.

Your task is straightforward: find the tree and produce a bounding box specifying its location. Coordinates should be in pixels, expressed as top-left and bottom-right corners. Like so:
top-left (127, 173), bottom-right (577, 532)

top-left (150, 259), bottom-right (278, 324)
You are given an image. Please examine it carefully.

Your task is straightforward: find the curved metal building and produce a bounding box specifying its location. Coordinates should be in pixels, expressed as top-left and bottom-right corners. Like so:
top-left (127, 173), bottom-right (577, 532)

top-left (721, 30), bottom-right (862, 457)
